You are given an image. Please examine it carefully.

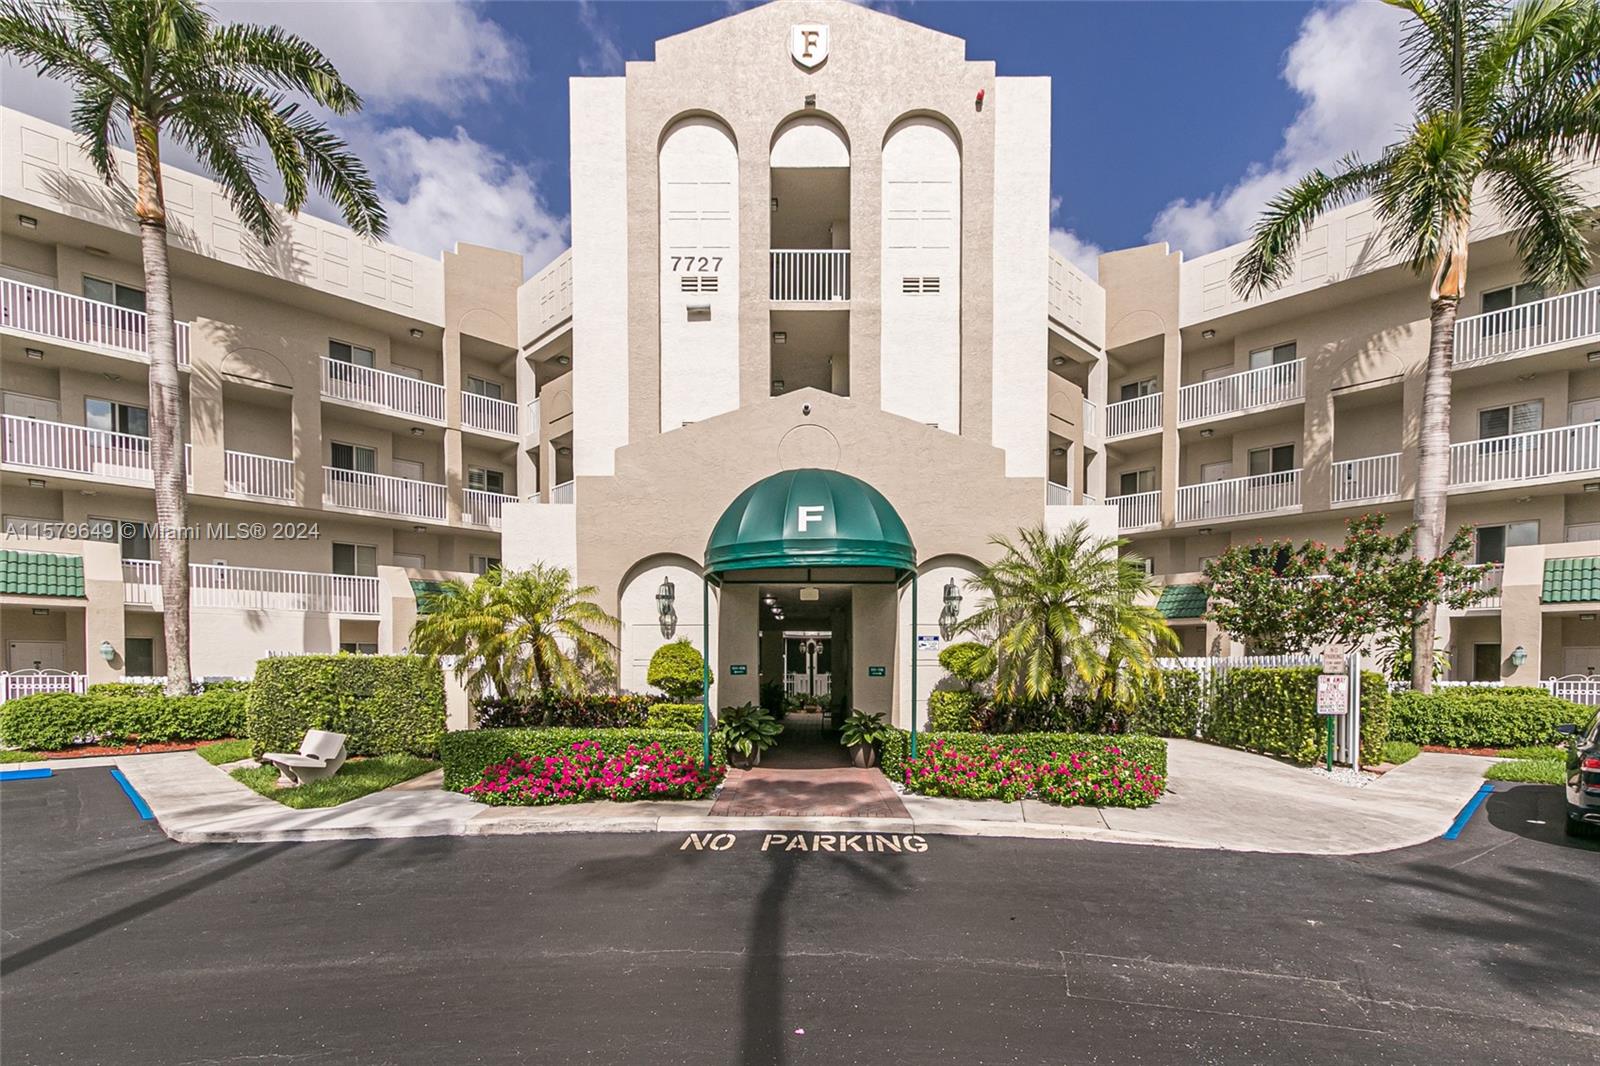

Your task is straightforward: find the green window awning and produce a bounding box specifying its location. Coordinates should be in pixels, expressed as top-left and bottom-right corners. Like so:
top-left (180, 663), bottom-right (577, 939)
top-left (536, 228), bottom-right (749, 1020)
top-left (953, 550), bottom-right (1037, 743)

top-left (410, 579), bottom-right (448, 613)
top-left (705, 468), bottom-right (916, 576)
top-left (1157, 583), bottom-right (1208, 619)
top-left (0, 550), bottom-right (86, 598)
top-left (1542, 557), bottom-right (1600, 603)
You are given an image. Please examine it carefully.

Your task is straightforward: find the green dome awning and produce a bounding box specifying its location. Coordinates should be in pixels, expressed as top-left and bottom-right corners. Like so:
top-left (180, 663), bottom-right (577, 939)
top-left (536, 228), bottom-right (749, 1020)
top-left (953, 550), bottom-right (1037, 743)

top-left (705, 469), bottom-right (916, 576)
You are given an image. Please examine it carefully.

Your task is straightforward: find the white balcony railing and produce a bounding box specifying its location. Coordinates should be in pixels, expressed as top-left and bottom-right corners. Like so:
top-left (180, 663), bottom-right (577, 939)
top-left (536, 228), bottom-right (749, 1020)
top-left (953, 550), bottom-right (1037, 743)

top-left (1453, 285), bottom-right (1600, 367)
top-left (2, 415), bottom-right (152, 483)
top-left (551, 480), bottom-right (576, 504)
top-left (1046, 481), bottom-right (1073, 505)
top-left (224, 449), bottom-right (294, 502)
top-left (120, 561), bottom-right (380, 615)
top-left (1108, 490), bottom-right (1160, 531)
top-left (463, 489), bottom-right (518, 529)
top-left (1104, 393), bottom-right (1162, 438)
top-left (1467, 564), bottom-right (1504, 610)
top-left (0, 278), bottom-right (190, 366)
top-left (1449, 423), bottom-right (1600, 489)
top-left (1178, 469), bottom-right (1301, 523)
top-left (1178, 359), bottom-right (1304, 424)
top-left (769, 250), bottom-right (850, 302)
top-left (320, 357), bottom-right (446, 422)
top-left (0, 670), bottom-right (87, 703)
top-left (323, 467), bottom-right (446, 522)
top-left (1332, 453), bottom-right (1402, 505)
top-left (462, 392), bottom-right (519, 437)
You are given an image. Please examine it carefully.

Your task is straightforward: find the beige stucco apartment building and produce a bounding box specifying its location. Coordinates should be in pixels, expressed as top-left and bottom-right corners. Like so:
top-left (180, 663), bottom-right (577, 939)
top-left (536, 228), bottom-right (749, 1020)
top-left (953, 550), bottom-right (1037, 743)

top-left (4, 0), bottom-right (1599, 712)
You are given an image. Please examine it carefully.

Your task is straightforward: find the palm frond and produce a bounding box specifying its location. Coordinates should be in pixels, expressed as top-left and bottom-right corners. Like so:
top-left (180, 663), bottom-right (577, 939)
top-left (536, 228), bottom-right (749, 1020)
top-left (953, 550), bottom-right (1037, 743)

top-left (1230, 155), bottom-right (1386, 299)
top-left (1483, 148), bottom-right (1594, 290)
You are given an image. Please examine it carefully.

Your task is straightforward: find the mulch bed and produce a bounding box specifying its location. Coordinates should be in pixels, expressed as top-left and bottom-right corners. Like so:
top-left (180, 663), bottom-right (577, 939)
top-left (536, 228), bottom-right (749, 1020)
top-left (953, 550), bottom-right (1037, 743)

top-left (30, 740), bottom-right (211, 760)
top-left (1422, 745), bottom-right (1505, 757)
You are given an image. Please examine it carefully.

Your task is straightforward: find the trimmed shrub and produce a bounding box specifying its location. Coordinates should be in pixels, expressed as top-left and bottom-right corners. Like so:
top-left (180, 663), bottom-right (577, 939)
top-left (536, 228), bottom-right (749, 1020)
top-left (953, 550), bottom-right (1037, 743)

top-left (647, 702), bottom-right (705, 731)
top-left (928, 690), bottom-right (983, 732)
top-left (1389, 687), bottom-right (1586, 748)
top-left (462, 742), bottom-right (723, 805)
top-left (1128, 669), bottom-right (1206, 738)
top-left (247, 655), bottom-right (444, 758)
top-left (879, 729), bottom-right (1167, 784)
top-left (476, 692), bottom-right (650, 729)
top-left (0, 685), bottom-right (249, 750)
top-left (938, 642), bottom-right (993, 686)
top-left (1203, 667), bottom-right (1389, 765)
top-left (441, 727), bottom-right (726, 791)
top-left (646, 639), bottom-right (706, 702)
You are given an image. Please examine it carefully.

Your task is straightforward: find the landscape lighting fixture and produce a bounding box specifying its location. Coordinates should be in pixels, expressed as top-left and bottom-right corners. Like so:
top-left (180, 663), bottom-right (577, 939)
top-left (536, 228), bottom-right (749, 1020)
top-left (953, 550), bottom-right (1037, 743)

top-left (1582, 614), bottom-right (1597, 622)
top-left (772, 380), bottom-right (786, 393)
top-left (1051, 447), bottom-right (1067, 456)
top-left (557, 445), bottom-right (572, 456)
top-left (800, 586), bottom-right (820, 602)
top-left (772, 332), bottom-right (787, 344)
top-left (1051, 356), bottom-right (1066, 366)
top-left (771, 198), bottom-right (779, 212)
top-left (1586, 483), bottom-right (1600, 493)
top-left (1199, 428), bottom-right (1214, 438)
top-left (1201, 329), bottom-right (1216, 339)
top-left (27, 478), bottom-right (46, 488)
top-left (32, 608), bottom-right (49, 616)
top-left (410, 426), bottom-right (424, 436)
top-left (412, 525), bottom-right (426, 534)
top-left (18, 214), bottom-right (37, 228)
top-left (1197, 527), bottom-right (1214, 536)
top-left (1517, 373), bottom-right (1536, 382)
top-left (25, 347), bottom-right (43, 360)
top-left (555, 354), bottom-right (570, 366)
top-left (1589, 350), bottom-right (1600, 363)
top-left (409, 328), bottom-right (424, 339)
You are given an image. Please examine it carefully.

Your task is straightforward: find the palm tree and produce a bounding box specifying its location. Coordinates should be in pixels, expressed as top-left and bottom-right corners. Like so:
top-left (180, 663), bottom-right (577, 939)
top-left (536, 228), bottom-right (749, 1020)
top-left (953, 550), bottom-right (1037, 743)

top-left (0, 0), bottom-right (386, 694)
top-left (1231, 0), bottom-right (1600, 691)
top-left (410, 565), bottom-right (621, 709)
top-left (959, 523), bottom-right (1177, 722)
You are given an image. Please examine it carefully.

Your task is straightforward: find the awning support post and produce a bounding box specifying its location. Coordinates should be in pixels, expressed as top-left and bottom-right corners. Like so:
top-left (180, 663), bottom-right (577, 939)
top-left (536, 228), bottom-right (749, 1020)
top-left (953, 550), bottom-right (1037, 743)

top-left (702, 577), bottom-right (712, 768)
top-left (910, 574), bottom-right (919, 760)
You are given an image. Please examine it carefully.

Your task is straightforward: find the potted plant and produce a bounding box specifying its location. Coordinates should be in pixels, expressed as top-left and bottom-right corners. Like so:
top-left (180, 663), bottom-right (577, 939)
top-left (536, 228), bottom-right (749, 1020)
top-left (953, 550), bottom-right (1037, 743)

top-left (839, 710), bottom-right (893, 768)
top-left (719, 703), bottom-right (783, 769)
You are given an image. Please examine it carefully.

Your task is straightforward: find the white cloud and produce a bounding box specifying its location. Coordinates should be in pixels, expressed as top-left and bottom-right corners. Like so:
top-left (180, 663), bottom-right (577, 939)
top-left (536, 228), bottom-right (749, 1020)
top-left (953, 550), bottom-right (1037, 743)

top-left (1049, 195), bottom-right (1102, 279)
top-left (355, 125), bottom-right (568, 275)
top-left (576, 0), bottom-right (625, 75)
top-left (1147, 1), bottom-right (1413, 257)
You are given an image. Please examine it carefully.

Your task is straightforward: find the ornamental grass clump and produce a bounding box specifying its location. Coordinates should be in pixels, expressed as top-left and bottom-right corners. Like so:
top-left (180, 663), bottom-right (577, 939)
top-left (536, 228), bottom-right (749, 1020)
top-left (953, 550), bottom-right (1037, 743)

top-left (462, 740), bottom-right (722, 806)
top-left (902, 739), bottom-right (1164, 809)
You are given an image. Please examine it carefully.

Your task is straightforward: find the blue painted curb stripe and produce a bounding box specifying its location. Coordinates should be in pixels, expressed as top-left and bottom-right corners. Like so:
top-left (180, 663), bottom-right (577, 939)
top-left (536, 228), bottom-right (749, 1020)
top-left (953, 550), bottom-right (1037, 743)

top-left (0, 767), bottom-right (53, 781)
top-left (110, 768), bottom-right (154, 820)
top-left (1442, 782), bottom-right (1496, 840)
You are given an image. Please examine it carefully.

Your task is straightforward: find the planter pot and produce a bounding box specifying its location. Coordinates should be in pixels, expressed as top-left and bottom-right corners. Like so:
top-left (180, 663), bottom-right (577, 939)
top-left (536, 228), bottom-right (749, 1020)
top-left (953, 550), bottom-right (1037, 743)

top-left (731, 748), bottom-right (762, 770)
top-left (849, 743), bottom-right (878, 769)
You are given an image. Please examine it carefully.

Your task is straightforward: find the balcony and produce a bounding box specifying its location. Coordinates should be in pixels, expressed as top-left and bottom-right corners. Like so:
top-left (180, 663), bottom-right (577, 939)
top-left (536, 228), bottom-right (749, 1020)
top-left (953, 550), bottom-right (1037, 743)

top-left (1178, 359), bottom-right (1304, 425)
top-left (551, 480), bottom-right (575, 504)
top-left (122, 561), bottom-right (380, 615)
top-left (463, 488), bottom-right (518, 529)
top-left (1108, 490), bottom-right (1160, 532)
top-left (1453, 285), bottom-right (1600, 368)
top-left (1465, 564), bottom-right (1504, 611)
top-left (223, 450), bottom-right (295, 502)
top-left (1332, 453), bottom-right (1402, 505)
top-left (462, 392), bottom-right (519, 437)
top-left (1177, 470), bottom-right (1301, 524)
top-left (1104, 393), bottom-right (1162, 439)
top-left (1449, 423), bottom-right (1600, 490)
top-left (3, 414), bottom-right (155, 485)
top-left (323, 467), bottom-right (446, 522)
top-left (1046, 481), bottom-right (1072, 505)
top-left (770, 250), bottom-right (850, 302)
top-left (0, 278), bottom-right (191, 367)
top-left (320, 357), bottom-right (445, 423)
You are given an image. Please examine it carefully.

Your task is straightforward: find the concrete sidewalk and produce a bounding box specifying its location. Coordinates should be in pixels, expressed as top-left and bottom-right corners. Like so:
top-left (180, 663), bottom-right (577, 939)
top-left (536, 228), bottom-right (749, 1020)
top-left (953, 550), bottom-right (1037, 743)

top-left (7, 739), bottom-right (1497, 853)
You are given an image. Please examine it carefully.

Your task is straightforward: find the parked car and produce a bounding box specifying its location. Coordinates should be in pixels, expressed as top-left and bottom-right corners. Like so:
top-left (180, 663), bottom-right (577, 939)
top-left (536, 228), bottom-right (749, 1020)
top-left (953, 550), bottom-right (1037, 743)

top-left (1557, 710), bottom-right (1600, 838)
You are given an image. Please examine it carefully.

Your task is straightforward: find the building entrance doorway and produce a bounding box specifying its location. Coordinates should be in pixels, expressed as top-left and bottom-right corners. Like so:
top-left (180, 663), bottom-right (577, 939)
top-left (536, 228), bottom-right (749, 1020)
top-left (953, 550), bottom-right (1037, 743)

top-left (785, 632), bottom-right (831, 700)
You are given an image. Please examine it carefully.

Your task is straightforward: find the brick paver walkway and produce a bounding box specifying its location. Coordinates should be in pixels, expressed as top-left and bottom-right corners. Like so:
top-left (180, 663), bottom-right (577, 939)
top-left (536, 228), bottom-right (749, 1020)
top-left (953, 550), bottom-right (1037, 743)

top-left (709, 708), bottom-right (909, 818)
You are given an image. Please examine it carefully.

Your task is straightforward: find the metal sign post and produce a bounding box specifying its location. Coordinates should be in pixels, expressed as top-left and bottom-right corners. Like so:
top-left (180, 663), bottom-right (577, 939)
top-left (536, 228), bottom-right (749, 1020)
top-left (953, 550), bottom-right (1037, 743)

top-left (1316, 670), bottom-right (1349, 771)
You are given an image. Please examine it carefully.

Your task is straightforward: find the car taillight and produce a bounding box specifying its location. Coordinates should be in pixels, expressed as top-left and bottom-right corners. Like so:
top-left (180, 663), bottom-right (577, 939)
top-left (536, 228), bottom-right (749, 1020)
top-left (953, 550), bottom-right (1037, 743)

top-left (1584, 756), bottom-right (1600, 771)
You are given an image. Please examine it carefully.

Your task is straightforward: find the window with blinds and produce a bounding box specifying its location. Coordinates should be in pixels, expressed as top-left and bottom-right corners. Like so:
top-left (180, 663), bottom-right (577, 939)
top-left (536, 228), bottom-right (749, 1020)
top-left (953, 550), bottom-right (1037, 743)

top-left (1478, 400), bottom-right (1543, 439)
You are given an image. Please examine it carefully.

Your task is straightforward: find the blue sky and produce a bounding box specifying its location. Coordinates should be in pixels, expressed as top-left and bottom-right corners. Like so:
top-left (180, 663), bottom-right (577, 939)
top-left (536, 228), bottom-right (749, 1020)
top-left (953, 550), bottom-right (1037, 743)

top-left (3, 1), bottom-right (1417, 277)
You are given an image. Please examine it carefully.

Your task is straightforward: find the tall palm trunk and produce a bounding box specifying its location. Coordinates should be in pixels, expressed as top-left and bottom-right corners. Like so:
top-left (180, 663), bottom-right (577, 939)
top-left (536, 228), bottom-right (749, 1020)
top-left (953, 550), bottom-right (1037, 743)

top-left (133, 115), bottom-right (191, 695)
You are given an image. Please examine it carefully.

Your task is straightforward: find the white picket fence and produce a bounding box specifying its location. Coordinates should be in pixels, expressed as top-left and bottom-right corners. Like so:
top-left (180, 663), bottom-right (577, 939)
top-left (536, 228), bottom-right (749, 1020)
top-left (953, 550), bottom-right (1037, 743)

top-left (0, 670), bottom-right (88, 703)
top-left (1390, 674), bottom-right (1600, 707)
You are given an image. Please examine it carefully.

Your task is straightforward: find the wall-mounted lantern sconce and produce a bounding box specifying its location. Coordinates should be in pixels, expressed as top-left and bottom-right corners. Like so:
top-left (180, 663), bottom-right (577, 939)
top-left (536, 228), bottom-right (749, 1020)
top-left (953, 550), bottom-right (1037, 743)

top-left (99, 640), bottom-right (116, 663)
top-left (1510, 645), bottom-right (1528, 667)
top-left (939, 577), bottom-right (962, 639)
top-left (657, 576), bottom-right (677, 637)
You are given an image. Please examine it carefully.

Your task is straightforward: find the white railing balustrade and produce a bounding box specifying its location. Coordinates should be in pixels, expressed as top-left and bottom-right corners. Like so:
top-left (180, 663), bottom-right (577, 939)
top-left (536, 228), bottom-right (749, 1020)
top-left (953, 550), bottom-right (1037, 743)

top-left (1453, 285), bottom-right (1600, 367)
top-left (116, 560), bottom-right (381, 615)
top-left (551, 480), bottom-right (576, 504)
top-left (462, 392), bottom-right (519, 437)
top-left (1332, 453), bottom-right (1402, 504)
top-left (2, 415), bottom-right (152, 482)
top-left (0, 278), bottom-right (190, 366)
top-left (1467, 564), bottom-right (1504, 610)
top-left (224, 450), bottom-right (294, 502)
top-left (0, 670), bottom-right (87, 703)
top-left (122, 559), bottom-right (162, 607)
top-left (769, 250), bottom-right (850, 302)
top-left (320, 357), bottom-right (446, 422)
top-left (323, 467), bottom-right (446, 521)
top-left (463, 489), bottom-right (518, 528)
top-left (1104, 393), bottom-right (1162, 438)
top-left (1449, 423), bottom-right (1600, 488)
top-left (1108, 490), bottom-right (1160, 531)
top-left (1544, 675), bottom-right (1600, 706)
top-left (1178, 469), bottom-right (1301, 523)
top-left (1046, 481), bottom-right (1073, 506)
top-left (1178, 359), bottom-right (1304, 424)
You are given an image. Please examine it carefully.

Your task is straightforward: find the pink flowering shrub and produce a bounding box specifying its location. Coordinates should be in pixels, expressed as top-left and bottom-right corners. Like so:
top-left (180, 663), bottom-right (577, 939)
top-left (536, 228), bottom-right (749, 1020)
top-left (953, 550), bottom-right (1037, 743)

top-left (463, 739), bottom-right (724, 806)
top-left (903, 739), bottom-right (1164, 808)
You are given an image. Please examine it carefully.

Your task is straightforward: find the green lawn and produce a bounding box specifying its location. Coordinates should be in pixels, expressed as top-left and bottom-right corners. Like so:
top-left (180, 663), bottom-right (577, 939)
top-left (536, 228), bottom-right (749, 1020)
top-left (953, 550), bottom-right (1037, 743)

top-left (196, 739), bottom-right (255, 765)
top-left (231, 755), bottom-right (439, 809)
top-left (1491, 745), bottom-right (1566, 762)
top-left (1381, 741), bottom-right (1421, 766)
top-left (1484, 758), bottom-right (1566, 785)
top-left (0, 749), bottom-right (42, 763)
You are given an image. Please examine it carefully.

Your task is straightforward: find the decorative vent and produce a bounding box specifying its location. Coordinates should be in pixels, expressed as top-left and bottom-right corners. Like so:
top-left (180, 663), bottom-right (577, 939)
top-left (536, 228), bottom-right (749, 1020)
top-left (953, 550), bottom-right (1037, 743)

top-left (901, 276), bottom-right (941, 294)
top-left (680, 275), bottom-right (719, 293)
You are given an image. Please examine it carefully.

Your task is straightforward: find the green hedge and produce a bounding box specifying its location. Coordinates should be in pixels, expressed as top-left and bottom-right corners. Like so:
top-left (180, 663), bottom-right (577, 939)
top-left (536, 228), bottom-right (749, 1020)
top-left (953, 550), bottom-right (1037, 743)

top-left (1390, 687), bottom-right (1587, 748)
top-left (1129, 669), bottom-right (1206, 738)
top-left (647, 702), bottom-right (705, 731)
top-left (441, 727), bottom-right (726, 791)
top-left (0, 683), bottom-right (250, 750)
top-left (880, 729), bottom-right (1167, 783)
top-left (927, 691), bottom-right (983, 732)
top-left (247, 655), bottom-right (444, 758)
top-left (1203, 668), bottom-right (1390, 765)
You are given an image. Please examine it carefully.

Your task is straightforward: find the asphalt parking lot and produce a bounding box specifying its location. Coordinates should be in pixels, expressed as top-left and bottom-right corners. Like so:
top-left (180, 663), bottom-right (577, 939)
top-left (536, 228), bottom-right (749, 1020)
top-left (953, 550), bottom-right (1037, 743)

top-left (2, 766), bottom-right (1595, 1065)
